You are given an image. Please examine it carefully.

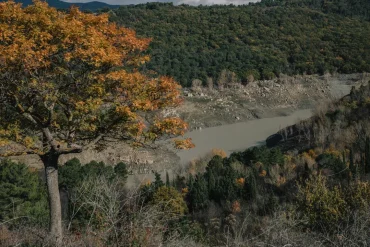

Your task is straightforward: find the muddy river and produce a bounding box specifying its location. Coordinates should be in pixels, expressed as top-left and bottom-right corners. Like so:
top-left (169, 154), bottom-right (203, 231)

top-left (175, 109), bottom-right (313, 164)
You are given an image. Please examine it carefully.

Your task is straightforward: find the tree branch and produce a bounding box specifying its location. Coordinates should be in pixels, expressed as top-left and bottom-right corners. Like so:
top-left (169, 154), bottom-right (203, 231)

top-left (83, 134), bottom-right (104, 151)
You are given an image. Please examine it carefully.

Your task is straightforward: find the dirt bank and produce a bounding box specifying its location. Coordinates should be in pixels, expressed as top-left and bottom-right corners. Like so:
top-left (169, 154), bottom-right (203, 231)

top-left (168, 73), bottom-right (369, 130)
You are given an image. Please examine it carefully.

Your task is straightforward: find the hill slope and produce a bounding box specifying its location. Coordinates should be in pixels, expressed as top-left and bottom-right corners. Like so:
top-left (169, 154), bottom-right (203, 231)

top-left (112, 2), bottom-right (370, 86)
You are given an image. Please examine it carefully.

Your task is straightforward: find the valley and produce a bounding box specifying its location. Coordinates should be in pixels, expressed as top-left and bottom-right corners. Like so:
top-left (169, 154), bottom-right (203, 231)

top-left (2, 1), bottom-right (370, 246)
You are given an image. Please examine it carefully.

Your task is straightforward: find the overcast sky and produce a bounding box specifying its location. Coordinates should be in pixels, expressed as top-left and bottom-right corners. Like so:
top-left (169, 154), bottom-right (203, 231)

top-left (62, 0), bottom-right (260, 6)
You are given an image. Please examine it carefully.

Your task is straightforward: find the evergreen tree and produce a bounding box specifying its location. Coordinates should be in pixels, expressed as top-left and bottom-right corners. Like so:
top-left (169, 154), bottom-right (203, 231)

top-left (188, 175), bottom-right (209, 211)
top-left (349, 148), bottom-right (355, 181)
top-left (361, 154), bottom-right (365, 179)
top-left (247, 170), bottom-right (258, 201)
top-left (187, 174), bottom-right (195, 191)
top-left (366, 137), bottom-right (370, 173)
top-left (166, 171), bottom-right (170, 187)
top-left (207, 170), bottom-right (217, 196)
top-left (342, 151), bottom-right (346, 165)
top-left (114, 162), bottom-right (129, 181)
top-left (0, 160), bottom-right (49, 226)
top-left (154, 172), bottom-right (165, 189)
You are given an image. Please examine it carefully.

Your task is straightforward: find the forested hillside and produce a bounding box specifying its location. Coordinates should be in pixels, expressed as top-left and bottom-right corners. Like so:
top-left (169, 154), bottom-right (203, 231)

top-left (112, 1), bottom-right (370, 86)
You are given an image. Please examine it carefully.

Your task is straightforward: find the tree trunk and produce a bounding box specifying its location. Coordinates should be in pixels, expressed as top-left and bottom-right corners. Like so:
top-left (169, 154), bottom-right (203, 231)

top-left (41, 152), bottom-right (63, 245)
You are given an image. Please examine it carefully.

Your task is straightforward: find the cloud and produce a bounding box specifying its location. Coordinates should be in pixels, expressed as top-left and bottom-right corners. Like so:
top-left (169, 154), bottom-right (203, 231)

top-left (61, 0), bottom-right (260, 6)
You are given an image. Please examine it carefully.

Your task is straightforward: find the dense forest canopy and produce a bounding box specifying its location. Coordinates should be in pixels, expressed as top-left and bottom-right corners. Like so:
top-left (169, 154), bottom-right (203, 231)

top-left (111, 0), bottom-right (370, 86)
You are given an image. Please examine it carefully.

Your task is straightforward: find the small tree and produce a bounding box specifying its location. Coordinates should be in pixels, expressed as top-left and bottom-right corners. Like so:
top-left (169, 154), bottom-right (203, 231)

top-left (166, 171), bottom-right (170, 187)
top-left (217, 69), bottom-right (239, 90)
top-left (0, 1), bottom-right (193, 243)
top-left (206, 77), bottom-right (214, 91)
top-left (191, 79), bottom-right (203, 93)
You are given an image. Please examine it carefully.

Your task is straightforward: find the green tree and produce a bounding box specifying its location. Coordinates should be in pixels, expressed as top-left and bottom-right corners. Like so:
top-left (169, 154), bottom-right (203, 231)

top-left (188, 175), bottom-right (209, 211)
top-left (247, 171), bottom-right (258, 201)
top-left (0, 159), bottom-right (49, 226)
top-left (166, 171), bottom-right (170, 187)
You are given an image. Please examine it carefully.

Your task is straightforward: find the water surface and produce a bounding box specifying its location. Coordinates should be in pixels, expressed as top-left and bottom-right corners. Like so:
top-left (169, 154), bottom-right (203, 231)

top-left (176, 109), bottom-right (312, 164)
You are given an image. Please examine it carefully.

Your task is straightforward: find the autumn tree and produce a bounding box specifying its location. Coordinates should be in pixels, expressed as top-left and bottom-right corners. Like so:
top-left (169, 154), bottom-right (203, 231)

top-left (0, 1), bottom-right (193, 244)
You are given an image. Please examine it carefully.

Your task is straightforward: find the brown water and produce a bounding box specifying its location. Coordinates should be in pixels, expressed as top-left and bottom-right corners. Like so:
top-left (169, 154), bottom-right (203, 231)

top-left (175, 109), bottom-right (312, 164)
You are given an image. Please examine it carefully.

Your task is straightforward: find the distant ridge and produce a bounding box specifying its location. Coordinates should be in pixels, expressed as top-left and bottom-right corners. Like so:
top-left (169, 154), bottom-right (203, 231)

top-left (0, 0), bottom-right (120, 11)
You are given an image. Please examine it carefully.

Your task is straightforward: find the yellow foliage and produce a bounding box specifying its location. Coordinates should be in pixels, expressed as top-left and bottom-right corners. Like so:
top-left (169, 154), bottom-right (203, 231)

top-left (307, 149), bottom-right (317, 159)
top-left (231, 200), bottom-right (241, 214)
top-left (211, 148), bottom-right (227, 158)
top-left (174, 138), bottom-right (195, 150)
top-left (297, 175), bottom-right (348, 231)
top-left (324, 145), bottom-right (341, 158)
top-left (276, 175), bottom-right (286, 186)
top-left (181, 187), bottom-right (189, 195)
top-left (141, 179), bottom-right (151, 187)
top-left (284, 154), bottom-right (293, 163)
top-left (345, 182), bottom-right (370, 211)
top-left (0, 0), bottom-right (193, 154)
top-left (259, 170), bottom-right (267, 177)
top-left (364, 97), bottom-right (370, 105)
top-left (152, 186), bottom-right (188, 217)
top-left (22, 136), bottom-right (34, 148)
top-left (236, 177), bottom-right (245, 187)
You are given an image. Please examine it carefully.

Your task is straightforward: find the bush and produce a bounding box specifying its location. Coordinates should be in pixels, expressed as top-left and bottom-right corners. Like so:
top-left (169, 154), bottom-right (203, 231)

top-left (345, 181), bottom-right (370, 212)
top-left (152, 186), bottom-right (188, 217)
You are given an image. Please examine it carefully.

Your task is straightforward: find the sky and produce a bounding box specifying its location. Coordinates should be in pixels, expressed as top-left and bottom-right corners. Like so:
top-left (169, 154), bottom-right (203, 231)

top-left (61, 0), bottom-right (260, 6)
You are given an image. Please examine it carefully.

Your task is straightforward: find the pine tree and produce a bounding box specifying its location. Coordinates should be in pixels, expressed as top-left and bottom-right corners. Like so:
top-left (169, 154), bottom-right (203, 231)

top-left (342, 151), bottom-right (346, 165)
top-left (187, 174), bottom-right (195, 189)
top-left (154, 172), bottom-right (164, 189)
top-left (247, 171), bottom-right (258, 201)
top-left (188, 175), bottom-right (208, 211)
top-left (349, 148), bottom-right (355, 181)
top-left (361, 153), bottom-right (365, 180)
top-left (366, 137), bottom-right (370, 173)
top-left (208, 170), bottom-right (216, 193)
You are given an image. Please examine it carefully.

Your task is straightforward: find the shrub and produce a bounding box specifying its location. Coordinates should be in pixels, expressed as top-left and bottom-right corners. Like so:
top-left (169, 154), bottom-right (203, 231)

top-left (345, 181), bottom-right (370, 212)
top-left (152, 186), bottom-right (188, 217)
